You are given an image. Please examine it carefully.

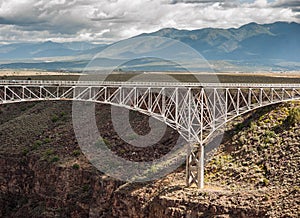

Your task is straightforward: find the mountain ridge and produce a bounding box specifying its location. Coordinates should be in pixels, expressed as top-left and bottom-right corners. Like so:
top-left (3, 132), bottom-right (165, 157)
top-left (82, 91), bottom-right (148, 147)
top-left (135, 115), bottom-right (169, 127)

top-left (0, 21), bottom-right (299, 71)
top-left (138, 21), bottom-right (300, 61)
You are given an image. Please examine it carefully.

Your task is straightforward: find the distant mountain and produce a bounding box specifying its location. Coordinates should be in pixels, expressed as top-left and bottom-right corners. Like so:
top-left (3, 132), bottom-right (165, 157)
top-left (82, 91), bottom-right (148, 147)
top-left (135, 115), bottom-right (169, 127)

top-left (138, 22), bottom-right (300, 62)
top-left (0, 41), bottom-right (104, 60)
top-left (0, 60), bottom-right (88, 71)
top-left (0, 22), bottom-right (299, 71)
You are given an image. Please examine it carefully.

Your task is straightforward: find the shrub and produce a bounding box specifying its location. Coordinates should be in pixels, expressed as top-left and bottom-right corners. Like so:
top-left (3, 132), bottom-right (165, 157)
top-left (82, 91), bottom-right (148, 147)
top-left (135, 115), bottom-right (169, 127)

top-left (22, 148), bottom-right (29, 156)
top-left (44, 149), bottom-right (54, 156)
top-left (72, 150), bottom-right (81, 157)
top-left (51, 112), bottom-right (67, 123)
top-left (235, 123), bottom-right (244, 131)
top-left (20, 106), bottom-right (27, 111)
top-left (250, 122), bottom-right (257, 130)
top-left (286, 108), bottom-right (300, 126)
top-left (82, 185), bottom-right (90, 192)
top-left (43, 138), bottom-right (51, 143)
top-left (33, 140), bottom-right (43, 149)
top-left (51, 155), bottom-right (60, 163)
top-left (51, 115), bottom-right (59, 123)
top-left (34, 140), bottom-right (43, 146)
top-left (262, 178), bottom-right (269, 186)
top-left (265, 130), bottom-right (276, 138)
top-left (72, 163), bottom-right (80, 170)
top-left (60, 112), bottom-right (67, 121)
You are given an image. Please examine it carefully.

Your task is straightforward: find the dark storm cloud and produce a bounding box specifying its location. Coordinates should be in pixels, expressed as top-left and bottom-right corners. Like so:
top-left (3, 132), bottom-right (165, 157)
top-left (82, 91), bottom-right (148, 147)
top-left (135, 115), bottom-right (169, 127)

top-left (0, 0), bottom-right (299, 42)
top-left (166, 0), bottom-right (240, 9)
top-left (0, 0), bottom-right (92, 35)
top-left (274, 1), bottom-right (300, 7)
top-left (272, 0), bottom-right (300, 12)
top-left (0, 17), bottom-right (45, 26)
top-left (90, 16), bottom-right (124, 21)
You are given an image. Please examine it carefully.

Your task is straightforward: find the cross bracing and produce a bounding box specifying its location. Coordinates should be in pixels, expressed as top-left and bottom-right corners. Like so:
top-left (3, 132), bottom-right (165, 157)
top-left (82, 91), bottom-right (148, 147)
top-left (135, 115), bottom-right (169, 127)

top-left (0, 80), bottom-right (299, 188)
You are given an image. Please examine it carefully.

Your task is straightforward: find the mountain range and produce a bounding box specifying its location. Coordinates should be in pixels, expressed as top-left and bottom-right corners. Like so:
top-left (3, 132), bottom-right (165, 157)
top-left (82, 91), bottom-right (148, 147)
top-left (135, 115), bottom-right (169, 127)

top-left (0, 21), bottom-right (300, 72)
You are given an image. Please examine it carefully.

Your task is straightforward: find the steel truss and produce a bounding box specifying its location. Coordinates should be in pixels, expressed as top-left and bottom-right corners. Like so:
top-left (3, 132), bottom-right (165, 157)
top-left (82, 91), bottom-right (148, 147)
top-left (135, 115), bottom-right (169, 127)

top-left (0, 80), bottom-right (300, 188)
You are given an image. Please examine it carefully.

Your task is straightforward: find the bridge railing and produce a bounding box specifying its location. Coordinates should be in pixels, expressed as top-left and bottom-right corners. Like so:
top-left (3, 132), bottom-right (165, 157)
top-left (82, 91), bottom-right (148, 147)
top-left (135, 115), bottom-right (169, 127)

top-left (1, 80), bottom-right (300, 88)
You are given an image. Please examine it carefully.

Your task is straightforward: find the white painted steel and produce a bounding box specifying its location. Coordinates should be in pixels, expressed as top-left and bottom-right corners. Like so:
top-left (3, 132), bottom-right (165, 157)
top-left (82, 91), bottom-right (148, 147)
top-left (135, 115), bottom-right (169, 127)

top-left (1, 80), bottom-right (299, 188)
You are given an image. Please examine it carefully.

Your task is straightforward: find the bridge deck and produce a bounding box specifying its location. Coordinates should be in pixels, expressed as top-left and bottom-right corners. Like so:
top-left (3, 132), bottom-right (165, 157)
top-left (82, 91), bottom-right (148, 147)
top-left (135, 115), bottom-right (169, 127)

top-left (1, 80), bottom-right (300, 88)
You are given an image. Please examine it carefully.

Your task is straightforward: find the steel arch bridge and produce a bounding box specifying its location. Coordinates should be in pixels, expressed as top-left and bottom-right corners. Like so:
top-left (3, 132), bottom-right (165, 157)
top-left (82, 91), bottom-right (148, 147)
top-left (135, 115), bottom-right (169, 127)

top-left (1, 80), bottom-right (300, 188)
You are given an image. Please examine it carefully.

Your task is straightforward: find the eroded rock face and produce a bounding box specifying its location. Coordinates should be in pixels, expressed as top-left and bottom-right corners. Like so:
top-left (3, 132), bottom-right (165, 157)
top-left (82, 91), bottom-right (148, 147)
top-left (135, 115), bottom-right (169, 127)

top-left (0, 101), bottom-right (179, 217)
top-left (1, 156), bottom-right (122, 217)
top-left (1, 101), bottom-right (299, 218)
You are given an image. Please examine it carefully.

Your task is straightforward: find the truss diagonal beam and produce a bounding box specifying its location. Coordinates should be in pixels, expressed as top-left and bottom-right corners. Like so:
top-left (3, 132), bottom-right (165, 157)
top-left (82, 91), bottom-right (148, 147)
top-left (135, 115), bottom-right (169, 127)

top-left (0, 81), bottom-right (299, 189)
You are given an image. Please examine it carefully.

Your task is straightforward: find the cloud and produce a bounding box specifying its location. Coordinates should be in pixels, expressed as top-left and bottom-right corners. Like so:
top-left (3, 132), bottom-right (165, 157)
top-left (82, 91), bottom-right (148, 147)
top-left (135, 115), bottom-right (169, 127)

top-left (167, 0), bottom-right (228, 4)
top-left (0, 0), bottom-right (90, 32)
top-left (273, 0), bottom-right (300, 7)
top-left (0, 0), bottom-right (299, 43)
top-left (272, 0), bottom-right (300, 12)
top-left (0, 17), bottom-right (44, 26)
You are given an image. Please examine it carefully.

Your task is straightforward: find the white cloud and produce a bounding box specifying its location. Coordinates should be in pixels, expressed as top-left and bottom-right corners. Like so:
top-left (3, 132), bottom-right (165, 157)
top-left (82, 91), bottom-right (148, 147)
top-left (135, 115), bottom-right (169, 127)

top-left (252, 0), bottom-right (268, 7)
top-left (0, 0), bottom-right (298, 43)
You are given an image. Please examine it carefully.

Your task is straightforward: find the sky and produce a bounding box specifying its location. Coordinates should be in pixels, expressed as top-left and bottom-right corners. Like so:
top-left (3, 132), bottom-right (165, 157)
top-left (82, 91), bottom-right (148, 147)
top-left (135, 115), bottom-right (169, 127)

top-left (0, 0), bottom-right (299, 43)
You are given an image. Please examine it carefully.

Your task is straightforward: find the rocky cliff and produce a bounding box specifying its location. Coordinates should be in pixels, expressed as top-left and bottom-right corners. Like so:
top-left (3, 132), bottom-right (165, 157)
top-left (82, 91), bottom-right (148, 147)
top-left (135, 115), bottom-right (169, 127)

top-left (0, 101), bottom-right (299, 217)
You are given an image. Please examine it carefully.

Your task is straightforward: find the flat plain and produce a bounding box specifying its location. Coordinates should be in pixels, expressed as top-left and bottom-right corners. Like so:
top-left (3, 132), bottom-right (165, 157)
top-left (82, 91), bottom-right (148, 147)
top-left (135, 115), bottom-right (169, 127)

top-left (1, 70), bottom-right (300, 84)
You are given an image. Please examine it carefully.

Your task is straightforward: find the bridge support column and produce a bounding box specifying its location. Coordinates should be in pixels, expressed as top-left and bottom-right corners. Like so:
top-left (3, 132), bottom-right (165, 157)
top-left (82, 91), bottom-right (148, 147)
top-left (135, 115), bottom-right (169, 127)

top-left (186, 143), bottom-right (205, 189)
top-left (186, 146), bottom-right (191, 187)
top-left (198, 144), bottom-right (204, 189)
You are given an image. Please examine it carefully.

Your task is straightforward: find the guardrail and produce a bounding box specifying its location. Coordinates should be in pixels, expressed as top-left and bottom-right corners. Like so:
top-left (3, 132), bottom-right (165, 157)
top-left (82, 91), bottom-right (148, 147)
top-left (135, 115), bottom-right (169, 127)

top-left (0, 80), bottom-right (300, 88)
